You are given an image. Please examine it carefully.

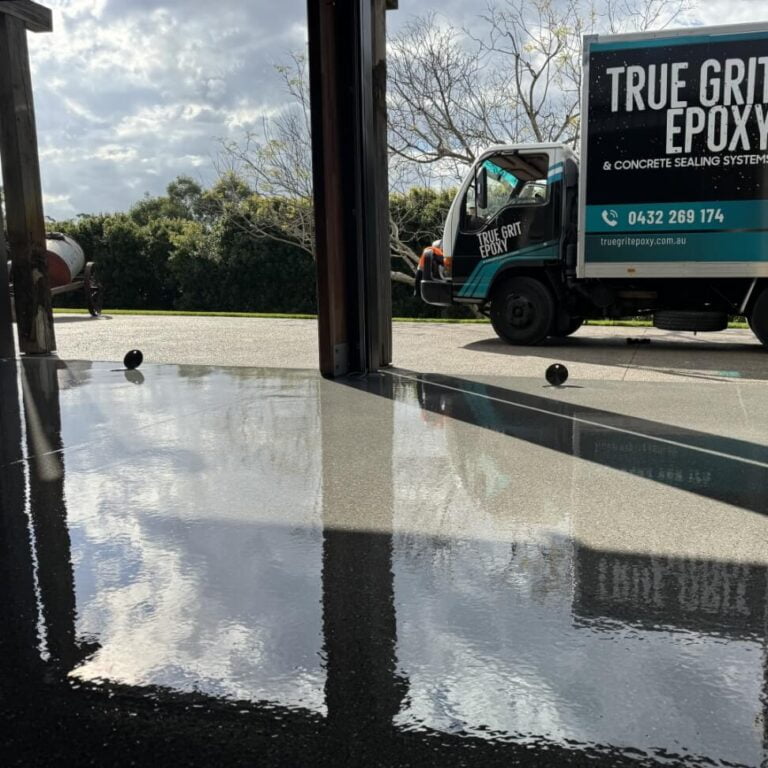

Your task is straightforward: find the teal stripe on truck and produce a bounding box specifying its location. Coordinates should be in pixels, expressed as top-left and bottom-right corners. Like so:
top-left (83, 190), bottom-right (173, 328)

top-left (591, 30), bottom-right (768, 52)
top-left (547, 162), bottom-right (564, 183)
top-left (457, 241), bottom-right (560, 299)
top-left (586, 200), bottom-right (768, 234)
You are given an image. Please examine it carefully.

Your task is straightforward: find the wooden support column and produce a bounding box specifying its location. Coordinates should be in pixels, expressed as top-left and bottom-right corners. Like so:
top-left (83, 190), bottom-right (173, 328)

top-left (0, 3), bottom-right (55, 355)
top-left (0, 197), bottom-right (14, 358)
top-left (373, 0), bottom-right (396, 367)
top-left (308, 1), bottom-right (348, 376)
top-left (308, 0), bottom-right (395, 376)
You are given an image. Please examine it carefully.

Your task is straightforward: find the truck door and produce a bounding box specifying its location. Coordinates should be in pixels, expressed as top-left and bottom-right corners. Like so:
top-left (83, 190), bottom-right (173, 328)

top-left (453, 151), bottom-right (561, 302)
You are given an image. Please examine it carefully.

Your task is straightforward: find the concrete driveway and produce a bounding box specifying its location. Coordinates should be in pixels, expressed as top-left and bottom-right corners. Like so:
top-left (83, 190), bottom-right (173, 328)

top-left (50, 313), bottom-right (766, 383)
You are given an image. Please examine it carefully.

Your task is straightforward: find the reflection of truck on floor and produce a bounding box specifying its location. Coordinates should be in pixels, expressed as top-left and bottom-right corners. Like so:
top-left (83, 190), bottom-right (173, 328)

top-left (412, 373), bottom-right (768, 639)
top-left (417, 22), bottom-right (768, 347)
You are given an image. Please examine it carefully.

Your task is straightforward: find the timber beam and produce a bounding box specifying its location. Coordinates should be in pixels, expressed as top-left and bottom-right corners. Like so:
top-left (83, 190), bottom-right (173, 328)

top-left (0, 1), bottom-right (52, 33)
top-left (0, 194), bottom-right (13, 358)
top-left (308, 0), bottom-right (396, 376)
top-left (0, 3), bottom-right (55, 354)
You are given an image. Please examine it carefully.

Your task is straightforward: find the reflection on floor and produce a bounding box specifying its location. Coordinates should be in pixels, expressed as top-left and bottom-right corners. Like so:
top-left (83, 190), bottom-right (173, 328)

top-left (1, 358), bottom-right (767, 767)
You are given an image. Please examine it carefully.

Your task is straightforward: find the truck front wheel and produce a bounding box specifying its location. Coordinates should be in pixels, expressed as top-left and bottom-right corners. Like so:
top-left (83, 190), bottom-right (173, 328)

top-left (552, 315), bottom-right (584, 338)
top-left (490, 276), bottom-right (555, 346)
top-left (748, 287), bottom-right (768, 347)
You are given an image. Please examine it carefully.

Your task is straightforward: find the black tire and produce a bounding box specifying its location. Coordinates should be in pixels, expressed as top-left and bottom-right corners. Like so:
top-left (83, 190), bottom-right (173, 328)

top-left (552, 315), bottom-right (584, 338)
top-left (88, 284), bottom-right (103, 317)
top-left (748, 288), bottom-right (768, 346)
top-left (490, 276), bottom-right (555, 345)
top-left (653, 310), bottom-right (728, 332)
top-left (84, 262), bottom-right (103, 317)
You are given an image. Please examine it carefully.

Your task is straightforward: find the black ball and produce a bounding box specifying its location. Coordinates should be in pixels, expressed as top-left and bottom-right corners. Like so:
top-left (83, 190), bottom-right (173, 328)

top-left (124, 349), bottom-right (143, 370)
top-left (546, 363), bottom-right (568, 387)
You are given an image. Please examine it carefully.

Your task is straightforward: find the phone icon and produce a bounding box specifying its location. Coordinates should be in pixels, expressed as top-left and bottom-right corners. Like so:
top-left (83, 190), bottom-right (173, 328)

top-left (601, 209), bottom-right (619, 227)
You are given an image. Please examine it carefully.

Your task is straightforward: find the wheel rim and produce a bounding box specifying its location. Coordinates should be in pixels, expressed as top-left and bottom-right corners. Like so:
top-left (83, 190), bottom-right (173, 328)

top-left (504, 293), bottom-right (535, 329)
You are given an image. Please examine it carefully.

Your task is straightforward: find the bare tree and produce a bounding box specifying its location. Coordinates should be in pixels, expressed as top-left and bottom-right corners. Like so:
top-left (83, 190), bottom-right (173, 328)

top-left (218, 0), bottom-right (694, 285)
top-left (388, 0), bottom-right (695, 178)
top-left (216, 54), bottom-right (431, 286)
top-left (217, 53), bottom-right (315, 258)
top-left (387, 18), bottom-right (512, 175)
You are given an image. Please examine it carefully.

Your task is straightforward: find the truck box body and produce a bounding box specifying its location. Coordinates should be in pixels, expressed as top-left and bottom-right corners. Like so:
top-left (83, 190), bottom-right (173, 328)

top-left (580, 23), bottom-right (768, 278)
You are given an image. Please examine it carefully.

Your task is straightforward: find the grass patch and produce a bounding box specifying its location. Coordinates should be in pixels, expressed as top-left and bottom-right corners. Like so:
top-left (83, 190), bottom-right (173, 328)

top-left (52, 308), bottom-right (751, 328)
top-left (584, 318), bottom-right (750, 329)
top-left (584, 318), bottom-right (650, 327)
top-left (393, 316), bottom-right (489, 323)
top-left (54, 308), bottom-right (318, 320)
top-left (53, 308), bottom-right (487, 323)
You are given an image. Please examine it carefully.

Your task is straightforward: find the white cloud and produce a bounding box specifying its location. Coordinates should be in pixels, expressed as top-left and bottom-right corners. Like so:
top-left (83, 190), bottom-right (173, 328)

top-left (61, 369), bottom-right (327, 712)
top-left (18, 0), bottom-right (768, 219)
top-left (691, 0), bottom-right (768, 25)
top-left (25, 0), bottom-right (307, 218)
top-left (43, 192), bottom-right (75, 215)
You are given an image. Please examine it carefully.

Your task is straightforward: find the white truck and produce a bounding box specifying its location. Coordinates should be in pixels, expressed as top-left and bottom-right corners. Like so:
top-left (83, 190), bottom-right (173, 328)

top-left (416, 21), bottom-right (768, 346)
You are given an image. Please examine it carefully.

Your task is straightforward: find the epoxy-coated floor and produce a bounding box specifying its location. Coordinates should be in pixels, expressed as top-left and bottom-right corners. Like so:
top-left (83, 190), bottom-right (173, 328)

top-left (1, 358), bottom-right (767, 766)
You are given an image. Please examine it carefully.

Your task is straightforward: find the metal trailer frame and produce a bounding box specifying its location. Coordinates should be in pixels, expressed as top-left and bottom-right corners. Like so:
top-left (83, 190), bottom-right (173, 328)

top-left (9, 260), bottom-right (103, 318)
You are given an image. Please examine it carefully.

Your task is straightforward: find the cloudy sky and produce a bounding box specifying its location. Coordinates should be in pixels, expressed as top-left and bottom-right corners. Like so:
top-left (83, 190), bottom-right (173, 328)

top-left (11, 0), bottom-right (768, 219)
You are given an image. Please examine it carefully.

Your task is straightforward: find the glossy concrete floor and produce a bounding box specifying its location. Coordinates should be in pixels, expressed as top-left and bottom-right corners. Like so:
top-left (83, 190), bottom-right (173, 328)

top-left (1, 358), bottom-right (767, 767)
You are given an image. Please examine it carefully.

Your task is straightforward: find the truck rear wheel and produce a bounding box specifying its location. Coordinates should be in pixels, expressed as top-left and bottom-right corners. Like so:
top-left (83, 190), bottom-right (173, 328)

top-left (748, 288), bottom-right (768, 347)
top-left (490, 276), bottom-right (554, 346)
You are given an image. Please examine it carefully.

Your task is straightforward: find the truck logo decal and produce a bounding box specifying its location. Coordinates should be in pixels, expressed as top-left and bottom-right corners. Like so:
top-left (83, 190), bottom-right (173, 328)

top-left (477, 222), bottom-right (522, 259)
top-left (604, 60), bottom-right (768, 155)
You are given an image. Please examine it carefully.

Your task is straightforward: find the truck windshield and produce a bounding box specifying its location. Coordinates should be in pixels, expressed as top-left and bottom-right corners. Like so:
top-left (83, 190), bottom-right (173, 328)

top-left (463, 152), bottom-right (549, 231)
top-left (483, 160), bottom-right (519, 190)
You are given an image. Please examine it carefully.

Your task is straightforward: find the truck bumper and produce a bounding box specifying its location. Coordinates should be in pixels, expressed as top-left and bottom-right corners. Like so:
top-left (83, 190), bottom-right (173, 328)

top-left (416, 250), bottom-right (453, 307)
top-left (420, 278), bottom-right (452, 307)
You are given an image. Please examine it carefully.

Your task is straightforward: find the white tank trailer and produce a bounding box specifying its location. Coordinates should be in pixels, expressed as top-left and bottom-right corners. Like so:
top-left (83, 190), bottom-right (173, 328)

top-left (5, 233), bottom-right (103, 316)
top-left (6, 233), bottom-right (84, 287)
top-left (45, 233), bottom-right (86, 288)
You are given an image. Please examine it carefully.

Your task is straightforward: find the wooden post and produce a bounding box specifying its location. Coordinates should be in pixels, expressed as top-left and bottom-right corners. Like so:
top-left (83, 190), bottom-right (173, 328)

top-left (373, 0), bottom-right (395, 367)
top-left (308, 0), bottom-right (395, 376)
top-left (0, 5), bottom-right (55, 355)
top-left (308, 0), bottom-right (349, 377)
top-left (0, 195), bottom-right (14, 358)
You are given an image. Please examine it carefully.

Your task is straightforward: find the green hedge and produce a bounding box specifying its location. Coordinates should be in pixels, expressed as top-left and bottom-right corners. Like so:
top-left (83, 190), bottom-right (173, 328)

top-left (50, 178), bottom-right (473, 318)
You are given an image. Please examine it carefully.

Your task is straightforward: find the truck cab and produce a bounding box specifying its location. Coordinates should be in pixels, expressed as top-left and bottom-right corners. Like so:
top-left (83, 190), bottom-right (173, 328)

top-left (418, 142), bottom-right (581, 344)
top-left (418, 139), bottom-right (768, 347)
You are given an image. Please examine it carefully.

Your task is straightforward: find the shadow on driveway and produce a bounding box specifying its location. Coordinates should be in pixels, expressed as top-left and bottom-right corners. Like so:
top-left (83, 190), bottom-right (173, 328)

top-left (463, 329), bottom-right (768, 381)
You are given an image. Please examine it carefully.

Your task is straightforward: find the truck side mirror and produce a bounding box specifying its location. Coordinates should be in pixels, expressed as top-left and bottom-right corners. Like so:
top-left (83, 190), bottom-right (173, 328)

top-left (476, 167), bottom-right (488, 211)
